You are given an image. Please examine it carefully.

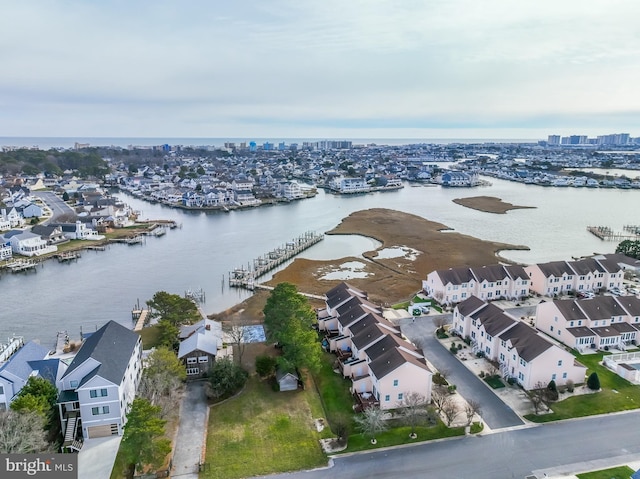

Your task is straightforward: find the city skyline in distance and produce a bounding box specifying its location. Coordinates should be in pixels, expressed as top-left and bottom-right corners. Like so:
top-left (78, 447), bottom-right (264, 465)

top-left (2, 1), bottom-right (639, 139)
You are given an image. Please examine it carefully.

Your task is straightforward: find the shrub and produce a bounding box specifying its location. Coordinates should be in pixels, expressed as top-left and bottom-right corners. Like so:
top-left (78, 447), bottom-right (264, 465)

top-left (449, 344), bottom-right (458, 355)
top-left (587, 372), bottom-right (600, 391)
top-left (457, 343), bottom-right (463, 350)
top-left (255, 355), bottom-right (277, 378)
top-left (479, 371), bottom-right (485, 378)
top-left (447, 384), bottom-right (457, 394)
top-left (208, 358), bottom-right (248, 400)
top-left (433, 373), bottom-right (448, 386)
top-left (547, 380), bottom-right (557, 393)
top-left (566, 379), bottom-right (575, 393)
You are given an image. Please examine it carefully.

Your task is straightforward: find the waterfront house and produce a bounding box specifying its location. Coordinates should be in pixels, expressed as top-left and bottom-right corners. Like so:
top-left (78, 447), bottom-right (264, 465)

top-left (31, 225), bottom-right (68, 245)
top-left (0, 339), bottom-right (66, 411)
top-left (0, 235), bottom-right (12, 260)
top-left (3, 229), bottom-right (57, 256)
top-left (535, 296), bottom-right (640, 352)
top-left (422, 264), bottom-right (530, 305)
top-left (453, 296), bottom-right (587, 389)
top-left (177, 318), bottom-right (232, 379)
top-left (53, 221), bottom-right (105, 241)
top-left (57, 321), bottom-right (142, 447)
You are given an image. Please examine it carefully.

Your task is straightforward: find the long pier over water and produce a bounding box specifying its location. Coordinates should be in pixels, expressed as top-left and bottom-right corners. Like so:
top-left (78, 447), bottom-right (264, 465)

top-left (229, 231), bottom-right (323, 290)
top-left (587, 225), bottom-right (640, 241)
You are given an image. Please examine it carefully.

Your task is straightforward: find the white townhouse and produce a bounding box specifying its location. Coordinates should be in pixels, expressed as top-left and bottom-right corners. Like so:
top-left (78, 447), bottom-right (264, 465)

top-left (536, 296), bottom-right (640, 352)
top-left (0, 235), bottom-right (12, 260)
top-left (423, 264), bottom-right (530, 305)
top-left (57, 321), bottom-right (142, 449)
top-left (525, 256), bottom-right (625, 297)
top-left (453, 296), bottom-right (586, 389)
top-left (329, 176), bottom-right (369, 193)
top-left (318, 282), bottom-right (433, 410)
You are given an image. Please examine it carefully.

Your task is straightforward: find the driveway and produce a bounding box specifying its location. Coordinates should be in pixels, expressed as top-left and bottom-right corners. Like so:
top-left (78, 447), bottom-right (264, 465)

top-left (400, 315), bottom-right (524, 430)
top-left (171, 381), bottom-right (209, 478)
top-left (31, 190), bottom-right (76, 223)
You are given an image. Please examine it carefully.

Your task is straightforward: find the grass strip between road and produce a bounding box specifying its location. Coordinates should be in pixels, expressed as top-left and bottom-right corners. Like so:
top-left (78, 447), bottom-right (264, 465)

top-left (576, 465), bottom-right (635, 479)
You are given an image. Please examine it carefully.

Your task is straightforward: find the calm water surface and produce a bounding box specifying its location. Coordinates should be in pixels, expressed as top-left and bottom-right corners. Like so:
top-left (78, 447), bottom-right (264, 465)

top-left (1, 179), bottom-right (638, 344)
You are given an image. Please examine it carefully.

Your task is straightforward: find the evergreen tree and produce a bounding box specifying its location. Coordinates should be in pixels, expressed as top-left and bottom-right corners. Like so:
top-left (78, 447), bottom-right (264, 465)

top-left (587, 372), bottom-right (600, 391)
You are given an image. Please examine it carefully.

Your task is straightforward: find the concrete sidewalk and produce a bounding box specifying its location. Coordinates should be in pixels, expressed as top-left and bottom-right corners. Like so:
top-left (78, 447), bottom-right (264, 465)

top-left (78, 436), bottom-right (122, 479)
top-left (171, 381), bottom-right (209, 478)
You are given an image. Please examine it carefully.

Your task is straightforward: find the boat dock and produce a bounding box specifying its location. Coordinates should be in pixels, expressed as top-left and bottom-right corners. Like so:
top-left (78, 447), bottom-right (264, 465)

top-left (587, 226), bottom-right (640, 241)
top-left (229, 231), bottom-right (324, 289)
top-left (185, 288), bottom-right (206, 303)
top-left (55, 251), bottom-right (81, 262)
top-left (3, 259), bottom-right (38, 273)
top-left (0, 335), bottom-right (24, 362)
top-left (132, 309), bottom-right (150, 331)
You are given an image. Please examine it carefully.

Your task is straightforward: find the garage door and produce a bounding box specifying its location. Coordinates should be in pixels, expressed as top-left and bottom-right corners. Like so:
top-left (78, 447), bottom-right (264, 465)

top-left (87, 424), bottom-right (118, 438)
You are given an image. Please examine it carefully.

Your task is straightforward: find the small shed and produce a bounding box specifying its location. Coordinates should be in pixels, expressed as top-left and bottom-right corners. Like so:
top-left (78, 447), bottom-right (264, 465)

top-left (276, 369), bottom-right (299, 392)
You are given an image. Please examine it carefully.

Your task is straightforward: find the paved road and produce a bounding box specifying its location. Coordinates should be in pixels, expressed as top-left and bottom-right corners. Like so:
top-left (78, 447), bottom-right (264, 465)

top-left (265, 410), bottom-right (640, 479)
top-left (171, 381), bottom-right (208, 478)
top-left (32, 190), bottom-right (75, 223)
top-left (401, 315), bottom-right (524, 429)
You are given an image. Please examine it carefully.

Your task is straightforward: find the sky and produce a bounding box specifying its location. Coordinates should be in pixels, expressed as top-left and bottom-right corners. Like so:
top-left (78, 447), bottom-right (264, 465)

top-left (1, 0), bottom-right (639, 140)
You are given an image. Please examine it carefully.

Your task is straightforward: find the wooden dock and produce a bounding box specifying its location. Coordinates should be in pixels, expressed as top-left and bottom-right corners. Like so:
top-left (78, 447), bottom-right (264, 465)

top-left (132, 309), bottom-right (150, 331)
top-left (587, 226), bottom-right (640, 241)
top-left (55, 251), bottom-right (81, 262)
top-left (229, 231), bottom-right (324, 290)
top-left (3, 259), bottom-right (38, 273)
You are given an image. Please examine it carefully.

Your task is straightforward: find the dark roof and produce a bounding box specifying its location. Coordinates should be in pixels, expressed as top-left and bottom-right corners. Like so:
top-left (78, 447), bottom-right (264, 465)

top-left (472, 303), bottom-right (516, 337)
top-left (553, 299), bottom-right (587, 321)
top-left (536, 261), bottom-right (575, 278)
top-left (364, 334), bottom-right (418, 361)
top-left (351, 323), bottom-right (388, 350)
top-left (436, 266), bottom-right (475, 286)
top-left (616, 296), bottom-right (640, 316)
top-left (472, 264), bottom-right (511, 283)
top-left (591, 326), bottom-right (620, 337)
top-left (498, 322), bottom-right (553, 362)
top-left (30, 225), bottom-right (61, 237)
top-left (566, 258), bottom-right (604, 276)
top-left (566, 326), bottom-right (595, 338)
top-left (325, 282), bottom-right (367, 307)
top-left (348, 313), bottom-right (397, 337)
top-left (577, 296), bottom-right (626, 320)
top-left (503, 265), bottom-right (529, 280)
top-left (62, 320), bottom-right (140, 386)
top-left (0, 341), bottom-right (49, 380)
top-left (456, 295), bottom-right (486, 316)
top-left (369, 347), bottom-right (429, 379)
top-left (594, 256), bottom-right (623, 273)
top-left (610, 322), bottom-right (638, 334)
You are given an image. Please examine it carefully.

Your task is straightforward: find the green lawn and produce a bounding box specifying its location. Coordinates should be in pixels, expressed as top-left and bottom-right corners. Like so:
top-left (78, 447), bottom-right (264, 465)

top-left (137, 324), bottom-right (162, 349)
top-left (484, 375), bottom-right (505, 389)
top-left (202, 376), bottom-right (327, 479)
top-left (576, 465), bottom-right (635, 479)
top-left (312, 352), bottom-right (358, 432)
top-left (343, 423), bottom-right (464, 453)
top-left (526, 352), bottom-right (640, 423)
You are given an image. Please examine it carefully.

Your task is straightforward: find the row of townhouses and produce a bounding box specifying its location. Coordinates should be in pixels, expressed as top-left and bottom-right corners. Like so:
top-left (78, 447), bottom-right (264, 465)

top-left (452, 296), bottom-right (587, 390)
top-left (317, 282), bottom-right (433, 411)
top-left (423, 254), bottom-right (639, 305)
top-left (536, 295), bottom-right (640, 353)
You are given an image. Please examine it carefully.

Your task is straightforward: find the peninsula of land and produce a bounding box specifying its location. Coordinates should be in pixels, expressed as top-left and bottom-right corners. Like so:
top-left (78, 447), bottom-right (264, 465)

top-left (453, 196), bottom-right (535, 214)
top-left (213, 208), bottom-right (529, 325)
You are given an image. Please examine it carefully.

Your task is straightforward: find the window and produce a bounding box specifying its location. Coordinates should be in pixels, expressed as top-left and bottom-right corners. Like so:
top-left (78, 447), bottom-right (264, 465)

top-left (499, 353), bottom-right (505, 361)
top-left (519, 358), bottom-right (527, 367)
top-left (570, 321), bottom-right (574, 327)
top-left (550, 326), bottom-right (554, 332)
top-left (562, 372), bottom-right (567, 379)
top-left (186, 368), bottom-right (200, 375)
top-left (0, 386), bottom-right (3, 394)
top-left (393, 379), bottom-right (399, 387)
top-left (90, 388), bottom-right (108, 398)
top-left (187, 357), bottom-right (197, 364)
top-left (70, 380), bottom-right (78, 388)
top-left (551, 374), bottom-right (556, 380)
top-left (485, 346), bottom-right (491, 355)
top-left (385, 395), bottom-right (390, 402)
top-left (398, 393), bottom-right (403, 401)
top-left (198, 356), bottom-right (208, 363)
top-left (557, 360), bottom-right (563, 366)
top-left (91, 406), bottom-right (110, 415)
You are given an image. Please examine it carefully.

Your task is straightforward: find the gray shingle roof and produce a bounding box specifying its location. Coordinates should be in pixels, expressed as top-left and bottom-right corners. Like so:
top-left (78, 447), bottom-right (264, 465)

top-left (436, 266), bottom-right (475, 286)
top-left (498, 322), bottom-right (553, 362)
top-left (536, 261), bottom-right (575, 278)
top-left (62, 320), bottom-right (139, 386)
top-left (472, 303), bottom-right (517, 337)
top-left (553, 299), bottom-right (588, 321)
top-left (369, 347), bottom-right (429, 379)
top-left (0, 341), bottom-right (49, 380)
top-left (456, 295), bottom-right (487, 316)
top-left (577, 296), bottom-right (626, 320)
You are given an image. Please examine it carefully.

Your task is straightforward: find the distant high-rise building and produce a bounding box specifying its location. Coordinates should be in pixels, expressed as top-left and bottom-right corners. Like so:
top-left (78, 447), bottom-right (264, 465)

top-left (547, 135), bottom-right (560, 145)
top-left (278, 142), bottom-right (286, 151)
top-left (249, 141), bottom-right (257, 152)
top-left (263, 142), bottom-right (274, 151)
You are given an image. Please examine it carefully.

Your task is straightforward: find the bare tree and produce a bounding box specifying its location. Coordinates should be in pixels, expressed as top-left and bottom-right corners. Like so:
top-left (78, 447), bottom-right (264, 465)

top-left (464, 399), bottom-right (482, 426)
top-left (441, 400), bottom-right (460, 427)
top-left (431, 385), bottom-right (452, 414)
top-left (486, 360), bottom-right (500, 378)
top-left (137, 347), bottom-right (186, 419)
top-left (226, 324), bottom-right (247, 366)
top-left (0, 410), bottom-right (51, 453)
top-left (529, 381), bottom-right (548, 414)
top-left (354, 407), bottom-right (388, 444)
top-left (397, 392), bottom-right (428, 438)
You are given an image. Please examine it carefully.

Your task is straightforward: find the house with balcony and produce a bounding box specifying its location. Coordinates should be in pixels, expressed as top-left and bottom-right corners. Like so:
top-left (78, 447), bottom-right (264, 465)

top-left (3, 230), bottom-right (57, 256)
top-left (317, 282), bottom-right (370, 334)
top-left (423, 264), bottom-right (530, 305)
top-left (453, 296), bottom-right (586, 389)
top-left (320, 282), bottom-right (432, 410)
top-left (57, 321), bottom-right (142, 450)
top-left (535, 296), bottom-right (640, 352)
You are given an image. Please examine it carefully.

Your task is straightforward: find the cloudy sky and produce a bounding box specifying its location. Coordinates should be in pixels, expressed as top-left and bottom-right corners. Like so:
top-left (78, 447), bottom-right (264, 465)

top-left (1, 0), bottom-right (639, 140)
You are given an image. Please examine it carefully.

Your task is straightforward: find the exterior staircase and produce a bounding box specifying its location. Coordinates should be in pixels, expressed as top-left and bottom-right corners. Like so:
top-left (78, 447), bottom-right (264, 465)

top-left (64, 415), bottom-right (77, 444)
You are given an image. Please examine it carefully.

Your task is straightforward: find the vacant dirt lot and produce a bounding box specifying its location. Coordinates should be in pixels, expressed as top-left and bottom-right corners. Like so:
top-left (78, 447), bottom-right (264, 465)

top-left (211, 208), bottom-right (529, 324)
